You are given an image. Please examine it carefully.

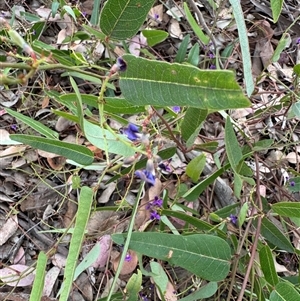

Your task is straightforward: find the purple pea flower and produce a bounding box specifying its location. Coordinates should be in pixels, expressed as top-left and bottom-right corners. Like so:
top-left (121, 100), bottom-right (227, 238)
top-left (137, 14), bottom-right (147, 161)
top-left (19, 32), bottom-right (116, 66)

top-left (172, 106), bottom-right (181, 113)
top-left (125, 253), bottom-right (132, 261)
top-left (208, 52), bottom-right (215, 59)
top-left (122, 123), bottom-right (141, 141)
top-left (135, 159), bottom-right (156, 186)
top-left (116, 57), bottom-right (127, 72)
top-left (150, 210), bottom-right (161, 220)
top-left (229, 214), bottom-right (238, 225)
top-left (209, 64), bottom-right (216, 69)
top-left (296, 37), bottom-right (300, 45)
top-left (290, 181), bottom-right (295, 187)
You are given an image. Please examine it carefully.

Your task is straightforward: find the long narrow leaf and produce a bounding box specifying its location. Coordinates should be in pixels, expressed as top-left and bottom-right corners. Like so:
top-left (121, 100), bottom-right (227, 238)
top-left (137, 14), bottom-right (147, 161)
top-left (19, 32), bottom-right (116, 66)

top-left (228, 0), bottom-right (254, 96)
top-left (29, 252), bottom-right (47, 301)
top-left (10, 134), bottom-right (94, 165)
top-left (6, 108), bottom-right (58, 139)
top-left (59, 187), bottom-right (93, 301)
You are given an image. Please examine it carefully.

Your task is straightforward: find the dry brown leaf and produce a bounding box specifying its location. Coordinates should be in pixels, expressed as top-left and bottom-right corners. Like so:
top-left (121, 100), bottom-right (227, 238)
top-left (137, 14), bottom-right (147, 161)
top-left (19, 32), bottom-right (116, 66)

top-left (112, 250), bottom-right (138, 276)
top-left (0, 215), bottom-right (18, 246)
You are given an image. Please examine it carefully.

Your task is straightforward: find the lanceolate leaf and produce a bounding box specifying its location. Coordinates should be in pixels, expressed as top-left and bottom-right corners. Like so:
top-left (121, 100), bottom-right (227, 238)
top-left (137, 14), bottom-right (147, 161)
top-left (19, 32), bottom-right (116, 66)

top-left (6, 108), bottom-right (58, 139)
top-left (225, 117), bottom-right (243, 171)
top-left (112, 233), bottom-right (231, 281)
top-left (10, 134), bottom-right (94, 165)
top-left (228, 0), bottom-right (254, 96)
top-left (120, 55), bottom-right (250, 110)
top-left (270, 0), bottom-right (284, 23)
top-left (99, 0), bottom-right (155, 40)
top-left (259, 245), bottom-right (279, 286)
top-left (271, 202), bottom-right (300, 217)
top-left (260, 217), bottom-right (294, 253)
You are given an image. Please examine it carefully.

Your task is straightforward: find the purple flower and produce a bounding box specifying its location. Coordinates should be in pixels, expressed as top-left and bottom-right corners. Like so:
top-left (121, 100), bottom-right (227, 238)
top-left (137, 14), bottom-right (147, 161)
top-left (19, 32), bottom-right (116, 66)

top-left (10, 124), bottom-right (17, 131)
top-left (153, 196), bottom-right (163, 207)
top-left (290, 181), bottom-right (295, 187)
top-left (122, 123), bottom-right (140, 141)
top-left (209, 64), bottom-right (216, 69)
top-left (154, 13), bottom-right (159, 20)
top-left (125, 253), bottom-right (132, 261)
top-left (296, 37), bottom-right (300, 45)
top-left (229, 214), bottom-right (238, 225)
top-left (135, 159), bottom-right (156, 186)
top-left (116, 57), bottom-right (127, 72)
top-left (208, 52), bottom-right (215, 59)
top-left (135, 169), bottom-right (155, 186)
top-left (172, 106), bottom-right (181, 113)
top-left (150, 210), bottom-right (161, 220)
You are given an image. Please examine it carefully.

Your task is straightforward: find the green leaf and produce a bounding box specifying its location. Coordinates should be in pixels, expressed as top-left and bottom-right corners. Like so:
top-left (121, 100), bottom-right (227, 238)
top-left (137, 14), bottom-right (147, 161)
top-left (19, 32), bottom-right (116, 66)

top-left (99, 0), bottom-right (155, 40)
top-left (187, 43), bottom-right (200, 66)
top-left (183, 3), bottom-right (209, 45)
top-left (150, 262), bottom-right (168, 294)
top-left (120, 55), bottom-right (251, 110)
top-left (82, 24), bottom-right (106, 40)
top-left (259, 245), bottom-right (279, 286)
top-left (70, 77), bottom-right (84, 129)
top-left (238, 202), bottom-right (248, 226)
top-left (271, 202), bottom-right (300, 217)
top-left (84, 120), bottom-right (135, 157)
top-left (63, 5), bottom-right (77, 21)
top-left (60, 94), bottom-right (145, 114)
top-left (293, 64), bottom-right (300, 77)
top-left (5, 108), bottom-right (58, 139)
top-left (270, 0), bottom-right (284, 23)
top-left (91, 0), bottom-right (101, 26)
top-left (181, 108), bottom-right (207, 146)
top-left (270, 282), bottom-right (300, 301)
top-left (286, 177), bottom-right (300, 193)
top-left (61, 71), bottom-right (102, 85)
top-left (125, 270), bottom-right (142, 301)
top-left (186, 153), bottom-right (206, 182)
top-left (141, 30), bottom-right (168, 47)
top-left (59, 187), bottom-right (93, 301)
top-left (183, 163), bottom-right (230, 201)
top-left (272, 33), bottom-right (291, 62)
top-left (10, 134), bottom-right (94, 166)
top-left (29, 252), bottom-right (47, 301)
top-left (233, 172), bottom-right (243, 198)
top-left (175, 34), bottom-right (190, 63)
top-left (178, 282), bottom-right (218, 301)
top-left (260, 217), bottom-right (294, 253)
top-left (228, 0), bottom-right (254, 96)
top-left (73, 243), bottom-right (100, 281)
top-left (288, 103), bottom-right (300, 119)
top-left (225, 116), bottom-right (243, 170)
top-left (112, 233), bottom-right (231, 281)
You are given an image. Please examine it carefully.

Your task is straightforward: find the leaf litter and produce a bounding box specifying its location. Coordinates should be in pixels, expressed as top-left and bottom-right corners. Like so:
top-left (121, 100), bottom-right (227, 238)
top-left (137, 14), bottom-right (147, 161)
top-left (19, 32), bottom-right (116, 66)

top-left (0, 0), bottom-right (300, 300)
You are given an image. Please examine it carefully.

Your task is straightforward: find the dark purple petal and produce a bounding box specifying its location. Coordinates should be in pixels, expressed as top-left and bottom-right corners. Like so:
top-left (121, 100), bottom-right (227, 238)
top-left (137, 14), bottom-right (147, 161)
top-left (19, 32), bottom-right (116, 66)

top-left (116, 57), bottom-right (127, 71)
top-left (122, 123), bottom-right (140, 141)
top-left (290, 181), bottom-right (295, 187)
top-left (150, 210), bottom-right (160, 220)
top-left (125, 253), bottom-right (132, 261)
top-left (229, 214), bottom-right (238, 225)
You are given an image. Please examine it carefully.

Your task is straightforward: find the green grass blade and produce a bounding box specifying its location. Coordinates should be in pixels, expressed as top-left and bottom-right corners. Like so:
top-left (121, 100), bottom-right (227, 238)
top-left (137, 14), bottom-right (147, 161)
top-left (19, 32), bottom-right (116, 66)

top-left (59, 186), bottom-right (93, 301)
top-left (29, 252), bottom-right (47, 301)
top-left (228, 0), bottom-right (254, 96)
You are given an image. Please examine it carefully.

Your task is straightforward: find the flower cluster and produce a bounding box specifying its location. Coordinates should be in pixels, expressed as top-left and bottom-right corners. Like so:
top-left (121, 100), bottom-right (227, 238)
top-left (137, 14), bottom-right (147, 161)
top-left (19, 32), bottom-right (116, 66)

top-left (146, 196), bottom-right (163, 220)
